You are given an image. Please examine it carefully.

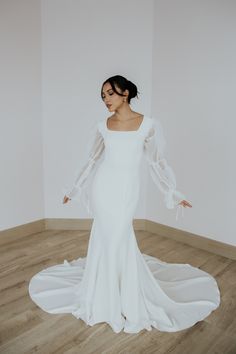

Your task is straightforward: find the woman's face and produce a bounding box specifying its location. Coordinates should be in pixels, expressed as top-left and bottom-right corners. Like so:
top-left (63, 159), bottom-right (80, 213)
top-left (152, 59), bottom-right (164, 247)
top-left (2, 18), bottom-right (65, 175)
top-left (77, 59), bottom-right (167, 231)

top-left (102, 82), bottom-right (128, 112)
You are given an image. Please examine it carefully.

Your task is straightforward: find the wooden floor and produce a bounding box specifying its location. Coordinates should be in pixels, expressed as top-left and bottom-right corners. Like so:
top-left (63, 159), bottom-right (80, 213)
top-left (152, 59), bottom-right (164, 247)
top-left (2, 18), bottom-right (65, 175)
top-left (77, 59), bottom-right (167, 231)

top-left (0, 228), bottom-right (235, 354)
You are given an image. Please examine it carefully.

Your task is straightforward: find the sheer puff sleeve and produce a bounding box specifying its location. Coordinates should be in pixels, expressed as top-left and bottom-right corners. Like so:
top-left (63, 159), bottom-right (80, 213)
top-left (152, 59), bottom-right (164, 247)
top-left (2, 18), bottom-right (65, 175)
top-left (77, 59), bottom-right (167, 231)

top-left (143, 118), bottom-right (187, 221)
top-left (62, 122), bottom-right (105, 214)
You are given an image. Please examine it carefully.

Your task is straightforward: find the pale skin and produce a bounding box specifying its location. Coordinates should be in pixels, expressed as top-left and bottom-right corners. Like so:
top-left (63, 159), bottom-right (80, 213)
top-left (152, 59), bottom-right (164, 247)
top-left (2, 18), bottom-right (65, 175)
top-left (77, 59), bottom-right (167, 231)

top-left (63, 81), bottom-right (192, 209)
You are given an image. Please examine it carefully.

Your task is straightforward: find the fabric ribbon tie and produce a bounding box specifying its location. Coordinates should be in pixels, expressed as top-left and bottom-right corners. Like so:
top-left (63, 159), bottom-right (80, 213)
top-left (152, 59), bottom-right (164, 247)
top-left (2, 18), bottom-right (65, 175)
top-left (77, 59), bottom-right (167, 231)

top-left (176, 203), bottom-right (184, 221)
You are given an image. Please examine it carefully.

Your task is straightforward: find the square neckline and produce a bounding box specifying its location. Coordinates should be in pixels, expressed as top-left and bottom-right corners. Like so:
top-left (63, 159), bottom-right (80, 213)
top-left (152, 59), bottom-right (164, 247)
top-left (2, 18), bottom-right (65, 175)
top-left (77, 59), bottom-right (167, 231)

top-left (105, 115), bottom-right (145, 132)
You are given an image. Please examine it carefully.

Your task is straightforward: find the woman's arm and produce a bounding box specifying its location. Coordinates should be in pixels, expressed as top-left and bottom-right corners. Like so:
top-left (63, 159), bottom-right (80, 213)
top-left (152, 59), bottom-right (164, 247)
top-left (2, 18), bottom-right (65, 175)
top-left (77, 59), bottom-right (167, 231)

top-left (63, 125), bottom-right (105, 204)
top-left (143, 119), bottom-right (191, 220)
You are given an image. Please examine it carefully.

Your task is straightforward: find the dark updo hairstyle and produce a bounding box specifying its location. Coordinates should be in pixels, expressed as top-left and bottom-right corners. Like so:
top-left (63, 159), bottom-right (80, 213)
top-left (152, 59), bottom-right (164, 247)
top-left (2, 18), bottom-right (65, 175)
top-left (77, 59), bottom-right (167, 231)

top-left (101, 75), bottom-right (140, 104)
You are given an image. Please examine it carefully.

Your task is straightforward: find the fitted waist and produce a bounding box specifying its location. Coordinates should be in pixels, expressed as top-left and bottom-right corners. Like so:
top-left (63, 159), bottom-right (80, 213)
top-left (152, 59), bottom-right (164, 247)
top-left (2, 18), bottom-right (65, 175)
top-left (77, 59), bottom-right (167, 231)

top-left (101, 158), bottom-right (141, 174)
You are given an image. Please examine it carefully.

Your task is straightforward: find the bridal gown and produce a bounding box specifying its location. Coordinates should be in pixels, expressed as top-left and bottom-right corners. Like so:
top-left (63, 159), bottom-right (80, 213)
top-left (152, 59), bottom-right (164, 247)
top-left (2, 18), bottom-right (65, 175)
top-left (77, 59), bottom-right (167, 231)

top-left (28, 115), bottom-right (220, 334)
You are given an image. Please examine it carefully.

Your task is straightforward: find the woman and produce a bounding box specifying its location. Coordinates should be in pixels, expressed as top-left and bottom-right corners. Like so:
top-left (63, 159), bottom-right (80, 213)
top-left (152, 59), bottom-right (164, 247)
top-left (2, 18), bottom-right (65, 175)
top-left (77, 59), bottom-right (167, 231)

top-left (28, 75), bottom-right (220, 334)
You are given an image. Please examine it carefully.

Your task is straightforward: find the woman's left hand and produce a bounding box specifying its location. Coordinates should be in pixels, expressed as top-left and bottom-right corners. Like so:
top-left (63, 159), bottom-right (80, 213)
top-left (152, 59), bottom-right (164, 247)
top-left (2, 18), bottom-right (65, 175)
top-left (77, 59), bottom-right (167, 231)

top-left (178, 200), bottom-right (192, 208)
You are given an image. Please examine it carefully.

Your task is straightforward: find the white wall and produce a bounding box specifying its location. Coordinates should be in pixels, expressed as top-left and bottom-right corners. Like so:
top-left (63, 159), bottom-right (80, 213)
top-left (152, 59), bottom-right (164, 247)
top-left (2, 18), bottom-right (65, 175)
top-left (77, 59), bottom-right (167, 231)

top-left (148, 0), bottom-right (236, 246)
top-left (0, 0), bottom-right (43, 230)
top-left (1, 0), bottom-right (235, 247)
top-left (41, 0), bottom-right (153, 219)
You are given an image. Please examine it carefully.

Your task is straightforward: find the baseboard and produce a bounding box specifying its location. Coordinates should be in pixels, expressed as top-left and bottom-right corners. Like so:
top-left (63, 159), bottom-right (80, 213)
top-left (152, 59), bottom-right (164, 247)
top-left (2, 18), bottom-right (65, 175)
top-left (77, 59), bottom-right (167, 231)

top-left (145, 219), bottom-right (236, 261)
top-left (1, 218), bottom-right (235, 260)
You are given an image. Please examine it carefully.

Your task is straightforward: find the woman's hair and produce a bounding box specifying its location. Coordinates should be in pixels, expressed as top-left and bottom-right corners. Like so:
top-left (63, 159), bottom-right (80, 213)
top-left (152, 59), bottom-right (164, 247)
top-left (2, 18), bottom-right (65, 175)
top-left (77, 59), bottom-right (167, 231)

top-left (101, 75), bottom-right (140, 104)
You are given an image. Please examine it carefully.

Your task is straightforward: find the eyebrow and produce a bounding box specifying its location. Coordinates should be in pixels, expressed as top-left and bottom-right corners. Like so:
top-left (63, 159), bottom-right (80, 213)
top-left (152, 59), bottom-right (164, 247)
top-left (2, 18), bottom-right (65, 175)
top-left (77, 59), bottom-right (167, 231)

top-left (102, 88), bottom-right (113, 94)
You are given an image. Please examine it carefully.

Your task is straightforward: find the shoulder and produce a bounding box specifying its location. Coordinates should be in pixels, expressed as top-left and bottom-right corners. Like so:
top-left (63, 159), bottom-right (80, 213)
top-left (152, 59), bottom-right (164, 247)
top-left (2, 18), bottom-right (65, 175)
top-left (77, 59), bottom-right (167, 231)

top-left (144, 116), bottom-right (164, 132)
top-left (143, 116), bottom-right (157, 134)
top-left (96, 118), bottom-right (106, 135)
top-left (145, 116), bottom-right (158, 125)
top-left (144, 116), bottom-right (153, 126)
top-left (86, 119), bottom-right (105, 139)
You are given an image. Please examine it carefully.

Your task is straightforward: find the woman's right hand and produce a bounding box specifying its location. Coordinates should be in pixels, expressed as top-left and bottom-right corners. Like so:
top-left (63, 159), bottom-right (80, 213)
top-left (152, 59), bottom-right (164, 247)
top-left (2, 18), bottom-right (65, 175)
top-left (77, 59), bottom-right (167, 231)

top-left (63, 195), bottom-right (71, 204)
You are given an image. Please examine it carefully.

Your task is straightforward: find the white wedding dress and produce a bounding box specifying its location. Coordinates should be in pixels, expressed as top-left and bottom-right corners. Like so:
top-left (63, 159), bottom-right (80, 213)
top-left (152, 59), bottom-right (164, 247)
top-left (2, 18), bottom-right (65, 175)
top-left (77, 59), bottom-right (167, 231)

top-left (28, 115), bottom-right (220, 334)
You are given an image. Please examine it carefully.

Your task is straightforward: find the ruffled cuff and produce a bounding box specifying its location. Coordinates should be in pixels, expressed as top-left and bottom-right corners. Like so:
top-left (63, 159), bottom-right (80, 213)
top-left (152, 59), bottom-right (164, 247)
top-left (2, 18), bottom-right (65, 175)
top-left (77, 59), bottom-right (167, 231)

top-left (62, 185), bottom-right (92, 215)
top-left (62, 184), bottom-right (82, 202)
top-left (164, 189), bottom-right (186, 221)
top-left (164, 189), bottom-right (185, 208)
